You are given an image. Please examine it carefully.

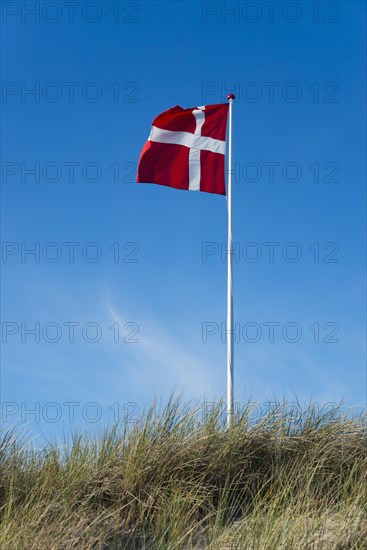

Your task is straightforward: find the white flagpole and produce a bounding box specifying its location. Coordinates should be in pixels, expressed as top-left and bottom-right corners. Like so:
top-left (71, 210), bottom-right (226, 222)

top-left (226, 94), bottom-right (235, 428)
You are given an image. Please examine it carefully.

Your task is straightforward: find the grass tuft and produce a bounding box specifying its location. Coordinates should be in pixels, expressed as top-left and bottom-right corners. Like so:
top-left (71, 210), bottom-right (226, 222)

top-left (0, 398), bottom-right (366, 548)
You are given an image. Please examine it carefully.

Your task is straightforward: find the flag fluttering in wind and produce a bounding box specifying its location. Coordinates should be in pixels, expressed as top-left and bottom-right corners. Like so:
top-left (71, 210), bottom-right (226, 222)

top-left (136, 96), bottom-right (236, 427)
top-left (137, 103), bottom-right (229, 195)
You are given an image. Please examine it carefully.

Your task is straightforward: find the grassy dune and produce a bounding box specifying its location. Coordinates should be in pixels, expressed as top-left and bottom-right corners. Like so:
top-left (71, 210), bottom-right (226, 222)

top-left (0, 399), bottom-right (366, 549)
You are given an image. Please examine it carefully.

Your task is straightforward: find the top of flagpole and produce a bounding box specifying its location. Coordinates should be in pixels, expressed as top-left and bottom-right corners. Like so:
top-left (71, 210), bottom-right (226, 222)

top-left (227, 94), bottom-right (236, 100)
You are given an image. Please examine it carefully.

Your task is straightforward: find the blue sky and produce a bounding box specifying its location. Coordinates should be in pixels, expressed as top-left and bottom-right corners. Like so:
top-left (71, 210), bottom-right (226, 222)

top-left (1, 1), bottom-right (366, 439)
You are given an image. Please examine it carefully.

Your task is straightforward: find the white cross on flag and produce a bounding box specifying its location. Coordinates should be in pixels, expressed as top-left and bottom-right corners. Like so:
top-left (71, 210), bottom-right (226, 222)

top-left (136, 103), bottom-right (229, 195)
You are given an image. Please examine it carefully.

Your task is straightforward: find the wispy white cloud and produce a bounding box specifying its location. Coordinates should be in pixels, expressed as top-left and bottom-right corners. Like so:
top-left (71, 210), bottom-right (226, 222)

top-left (107, 302), bottom-right (223, 399)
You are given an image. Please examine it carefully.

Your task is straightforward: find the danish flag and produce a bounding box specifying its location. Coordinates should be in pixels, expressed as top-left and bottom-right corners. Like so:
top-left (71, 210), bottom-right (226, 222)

top-left (136, 103), bottom-right (229, 195)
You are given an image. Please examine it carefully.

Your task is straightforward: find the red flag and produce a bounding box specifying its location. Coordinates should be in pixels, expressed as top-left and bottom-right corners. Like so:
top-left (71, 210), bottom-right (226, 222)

top-left (137, 103), bottom-right (229, 195)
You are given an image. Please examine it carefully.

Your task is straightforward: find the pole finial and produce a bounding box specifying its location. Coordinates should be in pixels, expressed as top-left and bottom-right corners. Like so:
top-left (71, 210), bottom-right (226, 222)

top-left (227, 94), bottom-right (235, 100)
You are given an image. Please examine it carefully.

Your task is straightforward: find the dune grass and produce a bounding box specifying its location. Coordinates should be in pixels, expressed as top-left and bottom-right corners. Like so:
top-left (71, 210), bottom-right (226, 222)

top-left (0, 398), bottom-right (366, 549)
